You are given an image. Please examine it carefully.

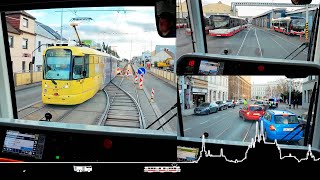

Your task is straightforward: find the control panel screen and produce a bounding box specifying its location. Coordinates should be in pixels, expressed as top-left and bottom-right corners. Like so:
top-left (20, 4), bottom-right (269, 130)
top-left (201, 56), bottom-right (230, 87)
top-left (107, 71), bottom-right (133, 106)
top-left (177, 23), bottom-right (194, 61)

top-left (2, 130), bottom-right (45, 159)
top-left (199, 60), bottom-right (224, 75)
top-left (177, 146), bottom-right (199, 162)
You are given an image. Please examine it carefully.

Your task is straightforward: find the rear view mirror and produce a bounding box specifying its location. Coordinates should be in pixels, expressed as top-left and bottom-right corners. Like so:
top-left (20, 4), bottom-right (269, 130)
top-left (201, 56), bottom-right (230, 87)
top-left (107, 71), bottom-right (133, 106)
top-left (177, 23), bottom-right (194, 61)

top-left (155, 0), bottom-right (176, 38)
top-left (291, 0), bottom-right (312, 5)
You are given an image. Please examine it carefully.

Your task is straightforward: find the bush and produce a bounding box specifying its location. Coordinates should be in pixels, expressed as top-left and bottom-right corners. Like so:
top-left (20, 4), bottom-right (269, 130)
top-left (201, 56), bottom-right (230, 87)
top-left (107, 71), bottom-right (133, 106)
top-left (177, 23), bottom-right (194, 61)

top-left (154, 61), bottom-right (158, 67)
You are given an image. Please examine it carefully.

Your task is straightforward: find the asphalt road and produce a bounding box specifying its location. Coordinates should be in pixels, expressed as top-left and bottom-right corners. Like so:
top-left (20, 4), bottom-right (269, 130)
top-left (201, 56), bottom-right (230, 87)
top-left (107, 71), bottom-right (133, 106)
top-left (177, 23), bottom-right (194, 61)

top-left (143, 72), bottom-right (177, 131)
top-left (15, 85), bottom-right (42, 109)
top-left (177, 25), bottom-right (308, 60)
top-left (183, 102), bottom-right (305, 145)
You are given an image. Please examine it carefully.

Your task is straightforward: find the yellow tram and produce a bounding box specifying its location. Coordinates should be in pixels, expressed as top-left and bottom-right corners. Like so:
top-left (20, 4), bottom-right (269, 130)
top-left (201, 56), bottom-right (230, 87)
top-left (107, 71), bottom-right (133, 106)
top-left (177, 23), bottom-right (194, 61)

top-left (42, 46), bottom-right (119, 105)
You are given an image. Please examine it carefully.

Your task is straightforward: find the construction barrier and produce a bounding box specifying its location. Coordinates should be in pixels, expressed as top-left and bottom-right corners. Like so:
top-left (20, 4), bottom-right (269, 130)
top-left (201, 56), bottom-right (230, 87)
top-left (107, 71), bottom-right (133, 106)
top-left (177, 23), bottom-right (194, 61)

top-left (139, 74), bottom-right (144, 89)
top-left (134, 72), bottom-right (138, 84)
top-left (150, 88), bottom-right (155, 102)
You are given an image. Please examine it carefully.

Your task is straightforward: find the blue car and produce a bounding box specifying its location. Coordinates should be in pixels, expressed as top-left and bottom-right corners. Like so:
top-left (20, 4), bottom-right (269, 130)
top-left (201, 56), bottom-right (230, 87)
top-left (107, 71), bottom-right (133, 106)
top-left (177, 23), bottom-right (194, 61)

top-left (259, 110), bottom-right (303, 142)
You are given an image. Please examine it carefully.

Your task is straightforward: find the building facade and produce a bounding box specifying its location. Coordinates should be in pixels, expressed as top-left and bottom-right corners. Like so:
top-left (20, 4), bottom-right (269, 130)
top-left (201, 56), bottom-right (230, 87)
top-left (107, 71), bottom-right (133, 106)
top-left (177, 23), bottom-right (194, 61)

top-left (302, 75), bottom-right (318, 109)
top-left (207, 76), bottom-right (228, 102)
top-left (228, 76), bottom-right (251, 100)
top-left (6, 11), bottom-right (36, 73)
top-left (34, 21), bottom-right (59, 71)
top-left (251, 81), bottom-right (280, 100)
top-left (252, 8), bottom-right (286, 28)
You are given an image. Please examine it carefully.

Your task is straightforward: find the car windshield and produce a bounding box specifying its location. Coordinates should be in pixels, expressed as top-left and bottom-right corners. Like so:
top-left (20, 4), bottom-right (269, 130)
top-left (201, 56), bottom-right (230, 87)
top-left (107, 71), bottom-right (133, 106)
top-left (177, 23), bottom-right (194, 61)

top-left (226, 100), bottom-right (232, 102)
top-left (200, 103), bottom-right (210, 107)
top-left (7, 6), bottom-right (176, 134)
top-left (274, 115), bottom-right (299, 124)
top-left (216, 101), bottom-right (223, 104)
top-left (256, 101), bottom-right (263, 104)
top-left (177, 0), bottom-right (310, 61)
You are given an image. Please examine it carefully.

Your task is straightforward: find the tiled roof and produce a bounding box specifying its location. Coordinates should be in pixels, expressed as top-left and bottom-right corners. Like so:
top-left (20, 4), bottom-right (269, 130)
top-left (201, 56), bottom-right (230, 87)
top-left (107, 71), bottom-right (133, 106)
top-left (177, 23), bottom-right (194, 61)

top-left (36, 21), bottom-right (67, 40)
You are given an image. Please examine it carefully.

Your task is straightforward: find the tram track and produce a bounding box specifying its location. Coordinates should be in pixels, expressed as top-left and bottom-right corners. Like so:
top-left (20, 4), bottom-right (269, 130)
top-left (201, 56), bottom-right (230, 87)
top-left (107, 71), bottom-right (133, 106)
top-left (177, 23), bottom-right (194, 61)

top-left (99, 64), bottom-right (145, 129)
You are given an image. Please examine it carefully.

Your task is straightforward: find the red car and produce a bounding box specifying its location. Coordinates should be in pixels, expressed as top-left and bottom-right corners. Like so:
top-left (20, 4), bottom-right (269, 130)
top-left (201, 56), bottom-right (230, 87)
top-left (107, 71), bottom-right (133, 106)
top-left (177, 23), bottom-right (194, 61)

top-left (239, 105), bottom-right (265, 121)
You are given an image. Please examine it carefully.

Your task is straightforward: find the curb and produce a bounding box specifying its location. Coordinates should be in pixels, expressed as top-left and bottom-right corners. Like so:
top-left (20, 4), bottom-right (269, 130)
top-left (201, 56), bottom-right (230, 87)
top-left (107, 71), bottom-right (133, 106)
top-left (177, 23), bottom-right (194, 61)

top-left (15, 82), bottom-right (42, 92)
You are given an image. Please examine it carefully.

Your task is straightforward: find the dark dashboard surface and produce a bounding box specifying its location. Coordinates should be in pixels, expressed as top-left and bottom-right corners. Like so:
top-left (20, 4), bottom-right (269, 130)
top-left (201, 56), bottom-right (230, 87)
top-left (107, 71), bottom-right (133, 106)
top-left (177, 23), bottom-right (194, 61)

top-left (0, 118), bottom-right (177, 162)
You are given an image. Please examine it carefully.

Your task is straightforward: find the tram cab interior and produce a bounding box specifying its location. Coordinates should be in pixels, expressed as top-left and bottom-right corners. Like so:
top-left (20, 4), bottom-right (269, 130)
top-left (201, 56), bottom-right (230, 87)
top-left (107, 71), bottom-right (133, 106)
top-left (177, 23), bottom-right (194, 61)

top-left (0, 0), bottom-right (177, 163)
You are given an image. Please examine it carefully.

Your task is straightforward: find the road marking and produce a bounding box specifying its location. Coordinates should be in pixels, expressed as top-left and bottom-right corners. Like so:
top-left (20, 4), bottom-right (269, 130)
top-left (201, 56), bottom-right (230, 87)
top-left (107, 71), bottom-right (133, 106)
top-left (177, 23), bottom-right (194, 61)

top-left (257, 28), bottom-right (307, 55)
top-left (204, 115), bottom-right (231, 129)
top-left (243, 122), bottom-right (254, 142)
top-left (184, 128), bottom-right (191, 131)
top-left (254, 28), bottom-right (263, 57)
top-left (200, 120), bottom-right (209, 125)
top-left (236, 28), bottom-right (251, 56)
top-left (269, 37), bottom-right (289, 54)
top-left (215, 124), bottom-right (232, 138)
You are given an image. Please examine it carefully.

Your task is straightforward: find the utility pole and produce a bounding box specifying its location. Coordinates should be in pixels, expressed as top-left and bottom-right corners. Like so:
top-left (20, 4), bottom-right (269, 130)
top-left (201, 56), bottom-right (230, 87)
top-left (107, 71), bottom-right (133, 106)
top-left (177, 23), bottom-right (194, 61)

top-left (179, 76), bottom-right (185, 112)
top-left (289, 80), bottom-right (292, 108)
top-left (60, 8), bottom-right (63, 46)
top-left (305, 5), bottom-right (309, 43)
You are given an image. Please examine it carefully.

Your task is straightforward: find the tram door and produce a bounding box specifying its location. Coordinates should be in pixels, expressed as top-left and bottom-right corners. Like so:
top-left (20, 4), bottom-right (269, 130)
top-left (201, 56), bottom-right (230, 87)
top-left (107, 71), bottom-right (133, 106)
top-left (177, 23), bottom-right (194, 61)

top-left (73, 56), bottom-right (85, 97)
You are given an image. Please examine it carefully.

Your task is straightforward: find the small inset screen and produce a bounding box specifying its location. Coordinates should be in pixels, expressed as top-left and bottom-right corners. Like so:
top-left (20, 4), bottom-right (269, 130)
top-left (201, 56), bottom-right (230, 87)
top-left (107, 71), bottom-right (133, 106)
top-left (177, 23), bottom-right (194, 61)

top-left (177, 146), bottom-right (199, 162)
top-left (2, 130), bottom-right (46, 159)
top-left (199, 60), bottom-right (223, 75)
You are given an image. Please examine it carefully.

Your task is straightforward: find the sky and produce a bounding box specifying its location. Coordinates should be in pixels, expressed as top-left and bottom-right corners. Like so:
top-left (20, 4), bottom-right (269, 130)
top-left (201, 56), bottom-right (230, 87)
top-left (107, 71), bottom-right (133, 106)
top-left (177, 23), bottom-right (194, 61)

top-left (251, 76), bottom-right (285, 84)
top-left (26, 7), bottom-right (175, 60)
top-left (186, 0), bottom-right (320, 16)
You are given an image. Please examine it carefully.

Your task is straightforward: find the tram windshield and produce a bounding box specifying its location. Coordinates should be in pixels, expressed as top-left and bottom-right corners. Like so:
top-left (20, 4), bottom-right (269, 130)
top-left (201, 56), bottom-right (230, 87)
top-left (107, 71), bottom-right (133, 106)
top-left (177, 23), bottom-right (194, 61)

top-left (2, 5), bottom-right (177, 134)
top-left (176, 0), bottom-right (318, 61)
top-left (44, 49), bottom-right (72, 80)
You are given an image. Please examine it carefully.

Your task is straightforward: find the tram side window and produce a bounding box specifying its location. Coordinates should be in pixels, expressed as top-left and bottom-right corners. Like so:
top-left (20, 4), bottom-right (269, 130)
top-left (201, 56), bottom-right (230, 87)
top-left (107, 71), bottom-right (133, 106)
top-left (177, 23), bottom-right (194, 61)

top-left (73, 57), bottom-right (84, 80)
top-left (84, 55), bottom-right (89, 78)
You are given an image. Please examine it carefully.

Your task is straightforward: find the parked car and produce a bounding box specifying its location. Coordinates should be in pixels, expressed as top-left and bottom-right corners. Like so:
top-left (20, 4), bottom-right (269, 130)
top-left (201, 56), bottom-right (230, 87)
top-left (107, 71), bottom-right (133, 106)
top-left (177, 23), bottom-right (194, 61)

top-left (194, 102), bottom-right (219, 115)
top-left (225, 100), bottom-right (235, 108)
top-left (234, 100), bottom-right (240, 106)
top-left (239, 105), bottom-right (265, 121)
top-left (260, 110), bottom-right (303, 142)
top-left (215, 101), bottom-right (228, 111)
top-left (238, 98), bottom-right (245, 104)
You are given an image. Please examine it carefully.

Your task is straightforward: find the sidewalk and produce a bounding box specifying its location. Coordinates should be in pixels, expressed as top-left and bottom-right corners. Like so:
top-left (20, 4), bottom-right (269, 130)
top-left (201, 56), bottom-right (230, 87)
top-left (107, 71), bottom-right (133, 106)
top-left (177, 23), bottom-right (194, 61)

top-left (182, 108), bottom-right (194, 116)
top-left (278, 103), bottom-right (307, 116)
top-left (15, 82), bottom-right (42, 91)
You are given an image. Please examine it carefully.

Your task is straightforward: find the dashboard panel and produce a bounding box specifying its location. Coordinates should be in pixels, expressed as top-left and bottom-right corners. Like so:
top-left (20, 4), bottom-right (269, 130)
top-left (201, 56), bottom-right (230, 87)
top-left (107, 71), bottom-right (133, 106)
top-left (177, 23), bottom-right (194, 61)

top-left (0, 118), bottom-right (177, 162)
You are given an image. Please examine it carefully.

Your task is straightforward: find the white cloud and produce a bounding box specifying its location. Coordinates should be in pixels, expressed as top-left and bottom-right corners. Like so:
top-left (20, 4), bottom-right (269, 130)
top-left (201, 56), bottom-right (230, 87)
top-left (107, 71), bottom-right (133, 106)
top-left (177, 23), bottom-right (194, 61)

top-left (27, 11), bottom-right (47, 19)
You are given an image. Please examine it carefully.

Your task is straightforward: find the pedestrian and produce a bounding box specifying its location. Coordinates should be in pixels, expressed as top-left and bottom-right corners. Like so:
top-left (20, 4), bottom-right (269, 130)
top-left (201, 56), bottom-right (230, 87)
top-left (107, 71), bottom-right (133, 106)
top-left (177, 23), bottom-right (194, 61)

top-left (233, 100), bottom-right (236, 109)
top-left (296, 99), bottom-right (299, 109)
top-left (292, 99), bottom-right (296, 109)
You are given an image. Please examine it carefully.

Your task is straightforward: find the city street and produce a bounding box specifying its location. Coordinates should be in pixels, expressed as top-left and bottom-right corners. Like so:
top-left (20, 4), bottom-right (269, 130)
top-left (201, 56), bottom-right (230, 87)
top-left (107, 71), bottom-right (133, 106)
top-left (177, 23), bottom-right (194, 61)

top-left (15, 85), bottom-right (42, 110)
top-left (183, 102), bottom-right (306, 145)
top-left (177, 26), bottom-right (308, 60)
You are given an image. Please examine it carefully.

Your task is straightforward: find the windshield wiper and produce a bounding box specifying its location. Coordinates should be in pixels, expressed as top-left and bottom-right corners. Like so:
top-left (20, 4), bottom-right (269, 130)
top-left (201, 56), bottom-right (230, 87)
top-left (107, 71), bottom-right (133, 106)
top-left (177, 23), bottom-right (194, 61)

top-left (284, 42), bottom-right (308, 60)
top-left (51, 79), bottom-right (57, 85)
top-left (146, 103), bottom-right (177, 130)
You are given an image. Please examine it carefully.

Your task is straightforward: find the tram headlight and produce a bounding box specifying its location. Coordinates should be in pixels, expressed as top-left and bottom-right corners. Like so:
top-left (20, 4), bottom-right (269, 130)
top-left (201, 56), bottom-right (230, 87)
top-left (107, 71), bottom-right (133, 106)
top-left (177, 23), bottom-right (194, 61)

top-left (45, 84), bottom-right (48, 88)
top-left (63, 84), bottom-right (69, 88)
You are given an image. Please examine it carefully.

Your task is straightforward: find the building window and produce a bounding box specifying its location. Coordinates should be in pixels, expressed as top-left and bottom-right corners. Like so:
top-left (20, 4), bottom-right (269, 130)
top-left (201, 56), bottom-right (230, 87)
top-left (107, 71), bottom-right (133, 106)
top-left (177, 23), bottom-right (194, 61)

top-left (22, 61), bottom-right (26, 72)
top-left (8, 36), bottom-right (13, 48)
top-left (22, 38), bottom-right (28, 49)
top-left (23, 18), bottom-right (28, 27)
top-left (38, 41), bottom-right (41, 52)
